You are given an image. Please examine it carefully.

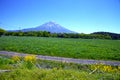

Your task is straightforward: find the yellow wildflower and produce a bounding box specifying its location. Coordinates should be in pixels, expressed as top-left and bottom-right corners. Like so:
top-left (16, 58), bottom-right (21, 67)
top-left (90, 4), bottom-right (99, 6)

top-left (24, 55), bottom-right (36, 63)
top-left (90, 63), bottom-right (113, 73)
top-left (102, 65), bottom-right (112, 72)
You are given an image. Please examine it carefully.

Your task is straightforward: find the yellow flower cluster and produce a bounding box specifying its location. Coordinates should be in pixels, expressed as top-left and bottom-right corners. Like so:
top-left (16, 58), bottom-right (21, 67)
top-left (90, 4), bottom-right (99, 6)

top-left (24, 55), bottom-right (36, 63)
top-left (102, 65), bottom-right (112, 72)
top-left (11, 55), bottom-right (20, 62)
top-left (91, 63), bottom-right (113, 72)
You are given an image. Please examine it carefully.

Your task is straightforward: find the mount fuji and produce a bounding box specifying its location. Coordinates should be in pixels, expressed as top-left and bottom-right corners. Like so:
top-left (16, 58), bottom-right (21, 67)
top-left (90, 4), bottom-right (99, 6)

top-left (18, 21), bottom-right (75, 33)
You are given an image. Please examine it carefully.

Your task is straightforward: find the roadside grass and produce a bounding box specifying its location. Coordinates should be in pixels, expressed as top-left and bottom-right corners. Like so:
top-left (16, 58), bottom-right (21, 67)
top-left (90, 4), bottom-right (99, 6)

top-left (0, 36), bottom-right (120, 60)
top-left (0, 56), bottom-right (120, 80)
top-left (1, 68), bottom-right (120, 80)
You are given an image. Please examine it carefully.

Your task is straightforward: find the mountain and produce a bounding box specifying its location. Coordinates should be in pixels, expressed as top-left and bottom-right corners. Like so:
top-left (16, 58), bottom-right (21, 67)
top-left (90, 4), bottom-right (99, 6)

top-left (13, 21), bottom-right (75, 33)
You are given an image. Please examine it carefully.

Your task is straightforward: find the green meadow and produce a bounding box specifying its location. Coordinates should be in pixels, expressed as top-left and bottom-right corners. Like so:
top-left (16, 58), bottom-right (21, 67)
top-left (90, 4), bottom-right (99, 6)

top-left (0, 36), bottom-right (120, 60)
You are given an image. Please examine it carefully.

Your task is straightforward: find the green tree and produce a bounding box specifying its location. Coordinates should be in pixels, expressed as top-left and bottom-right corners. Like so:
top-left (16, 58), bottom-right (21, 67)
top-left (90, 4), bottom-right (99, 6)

top-left (51, 33), bottom-right (57, 37)
top-left (0, 28), bottom-right (5, 36)
top-left (43, 31), bottom-right (50, 37)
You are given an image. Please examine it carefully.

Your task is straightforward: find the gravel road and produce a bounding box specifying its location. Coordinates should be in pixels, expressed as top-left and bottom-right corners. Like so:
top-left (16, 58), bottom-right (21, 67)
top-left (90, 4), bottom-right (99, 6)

top-left (0, 51), bottom-right (120, 66)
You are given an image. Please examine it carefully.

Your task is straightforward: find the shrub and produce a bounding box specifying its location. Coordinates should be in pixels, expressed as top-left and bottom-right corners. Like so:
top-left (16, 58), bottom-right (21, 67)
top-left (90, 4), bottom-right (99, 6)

top-left (0, 28), bottom-right (5, 36)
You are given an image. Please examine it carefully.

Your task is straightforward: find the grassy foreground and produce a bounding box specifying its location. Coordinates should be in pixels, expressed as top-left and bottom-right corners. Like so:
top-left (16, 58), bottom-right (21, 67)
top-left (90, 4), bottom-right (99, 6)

top-left (0, 36), bottom-right (120, 60)
top-left (1, 68), bottom-right (120, 80)
top-left (0, 56), bottom-right (120, 80)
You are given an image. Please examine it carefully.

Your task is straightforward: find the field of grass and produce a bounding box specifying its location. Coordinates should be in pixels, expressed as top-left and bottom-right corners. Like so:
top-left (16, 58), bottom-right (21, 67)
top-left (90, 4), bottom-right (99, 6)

top-left (0, 36), bottom-right (120, 60)
top-left (0, 55), bottom-right (120, 80)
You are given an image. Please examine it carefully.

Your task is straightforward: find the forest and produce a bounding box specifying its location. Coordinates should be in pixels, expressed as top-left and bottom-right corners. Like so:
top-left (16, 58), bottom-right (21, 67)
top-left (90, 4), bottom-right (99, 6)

top-left (0, 28), bottom-right (120, 39)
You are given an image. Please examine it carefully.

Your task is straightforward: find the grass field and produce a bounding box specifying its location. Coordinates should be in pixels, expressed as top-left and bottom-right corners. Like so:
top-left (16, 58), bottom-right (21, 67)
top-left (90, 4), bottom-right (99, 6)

top-left (0, 36), bottom-right (120, 60)
top-left (0, 56), bottom-right (120, 80)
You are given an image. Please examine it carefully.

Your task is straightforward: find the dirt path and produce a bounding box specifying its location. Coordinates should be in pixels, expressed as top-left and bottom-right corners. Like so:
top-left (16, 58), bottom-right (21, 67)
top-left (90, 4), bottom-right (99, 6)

top-left (0, 51), bottom-right (120, 66)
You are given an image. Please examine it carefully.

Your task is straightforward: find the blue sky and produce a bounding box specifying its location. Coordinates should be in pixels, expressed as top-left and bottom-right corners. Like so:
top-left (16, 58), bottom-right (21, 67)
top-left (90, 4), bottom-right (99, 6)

top-left (0, 0), bottom-right (120, 33)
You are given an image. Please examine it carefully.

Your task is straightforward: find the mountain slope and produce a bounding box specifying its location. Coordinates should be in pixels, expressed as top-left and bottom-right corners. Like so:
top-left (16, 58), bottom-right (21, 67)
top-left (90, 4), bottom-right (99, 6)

top-left (21, 21), bottom-right (74, 33)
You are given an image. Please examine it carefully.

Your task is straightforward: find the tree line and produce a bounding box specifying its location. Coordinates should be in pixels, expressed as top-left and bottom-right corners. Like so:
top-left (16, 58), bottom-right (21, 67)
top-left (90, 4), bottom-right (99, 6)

top-left (0, 28), bottom-right (120, 39)
top-left (92, 32), bottom-right (120, 40)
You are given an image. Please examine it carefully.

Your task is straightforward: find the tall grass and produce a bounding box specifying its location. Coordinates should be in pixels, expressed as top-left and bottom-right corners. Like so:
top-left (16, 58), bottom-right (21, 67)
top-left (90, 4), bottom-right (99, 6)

top-left (0, 56), bottom-right (120, 80)
top-left (1, 68), bottom-right (119, 80)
